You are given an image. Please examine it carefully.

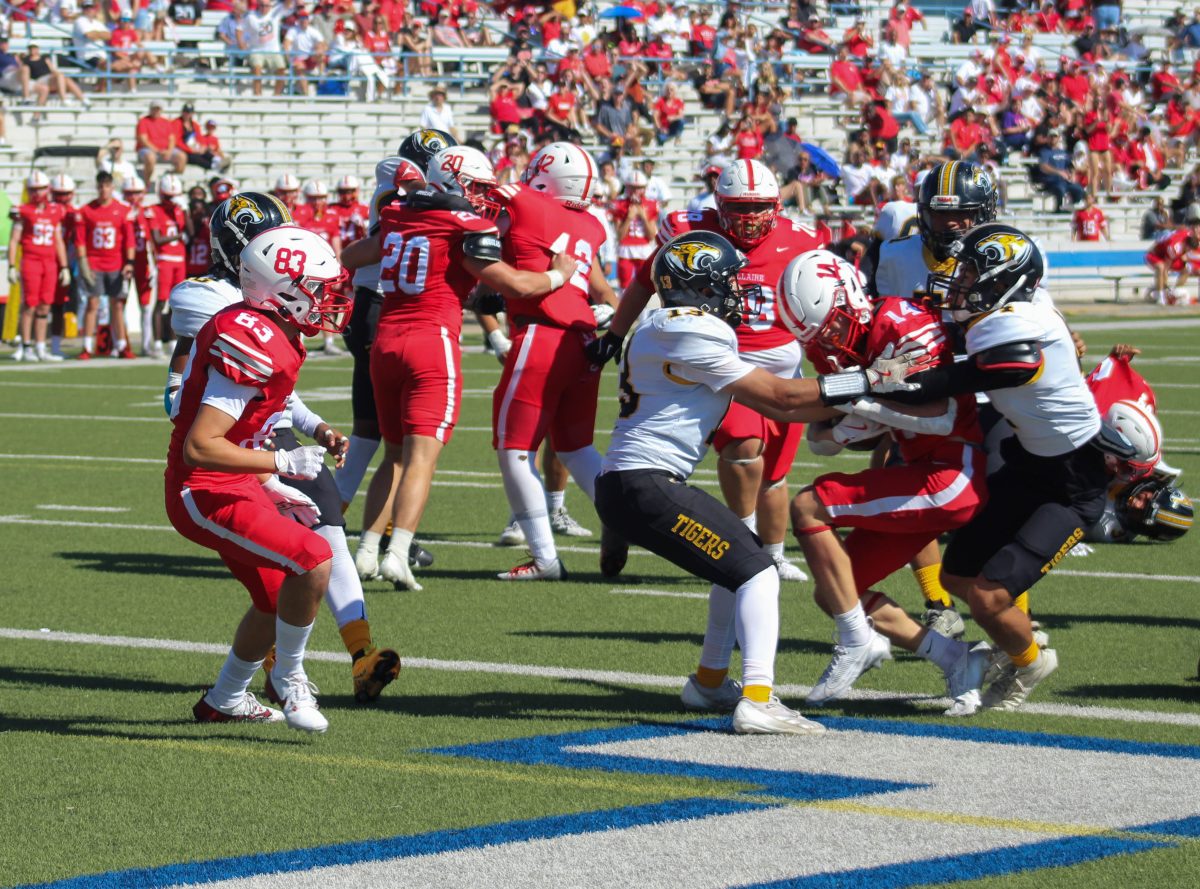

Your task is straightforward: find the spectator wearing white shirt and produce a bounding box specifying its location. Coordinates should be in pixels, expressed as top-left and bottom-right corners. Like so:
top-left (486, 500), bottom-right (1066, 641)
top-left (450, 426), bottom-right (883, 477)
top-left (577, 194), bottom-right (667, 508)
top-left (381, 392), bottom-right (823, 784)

top-left (910, 70), bottom-right (944, 133)
top-left (72, 0), bottom-right (110, 91)
top-left (640, 157), bottom-right (672, 207)
top-left (217, 1), bottom-right (250, 66)
top-left (97, 138), bottom-right (139, 190)
top-left (419, 85), bottom-right (459, 141)
top-left (954, 50), bottom-right (984, 90)
top-left (687, 164), bottom-right (721, 213)
top-left (879, 24), bottom-right (906, 70)
top-left (284, 9), bottom-right (327, 84)
top-left (545, 22), bottom-right (580, 75)
top-left (338, 21), bottom-right (389, 102)
top-left (49, 0), bottom-right (80, 24)
top-left (246, 0), bottom-right (292, 96)
top-left (840, 146), bottom-right (887, 206)
top-left (966, 0), bottom-right (997, 28)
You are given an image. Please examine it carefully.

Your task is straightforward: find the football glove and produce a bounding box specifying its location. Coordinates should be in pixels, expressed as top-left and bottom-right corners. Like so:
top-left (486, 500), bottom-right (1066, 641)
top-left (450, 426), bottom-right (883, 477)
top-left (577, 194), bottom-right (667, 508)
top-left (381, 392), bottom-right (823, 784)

top-left (261, 476), bottom-right (322, 527)
top-left (58, 267), bottom-right (71, 287)
top-left (486, 328), bottom-right (512, 364)
top-left (591, 303), bottom-right (615, 331)
top-left (7, 267), bottom-right (18, 285)
top-left (273, 445), bottom-right (326, 480)
top-left (585, 330), bottom-right (624, 367)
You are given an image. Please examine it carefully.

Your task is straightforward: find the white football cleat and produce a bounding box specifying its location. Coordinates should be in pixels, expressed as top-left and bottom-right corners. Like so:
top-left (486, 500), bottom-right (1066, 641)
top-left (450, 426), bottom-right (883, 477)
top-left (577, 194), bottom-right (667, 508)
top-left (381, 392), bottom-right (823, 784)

top-left (772, 553), bottom-right (808, 582)
top-left (497, 520), bottom-right (526, 547)
top-left (550, 507), bottom-right (593, 537)
top-left (497, 557), bottom-right (566, 581)
top-left (681, 674), bottom-right (743, 712)
top-left (922, 605), bottom-right (966, 640)
top-left (806, 631), bottom-right (892, 706)
top-left (321, 340), bottom-right (344, 357)
top-left (983, 630), bottom-right (1051, 686)
top-left (379, 550), bottom-right (423, 591)
top-left (982, 648), bottom-right (1059, 712)
top-left (269, 672), bottom-right (328, 733)
top-left (192, 691), bottom-right (284, 723)
top-left (354, 545), bottom-right (381, 581)
top-left (733, 695), bottom-right (826, 735)
top-left (942, 641), bottom-right (991, 717)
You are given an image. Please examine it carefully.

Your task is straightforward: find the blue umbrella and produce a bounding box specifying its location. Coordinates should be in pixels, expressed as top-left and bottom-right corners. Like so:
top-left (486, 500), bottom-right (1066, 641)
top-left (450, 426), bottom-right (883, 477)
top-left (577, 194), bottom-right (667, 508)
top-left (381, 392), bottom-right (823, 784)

top-left (599, 5), bottom-right (645, 19)
top-left (801, 142), bottom-right (841, 178)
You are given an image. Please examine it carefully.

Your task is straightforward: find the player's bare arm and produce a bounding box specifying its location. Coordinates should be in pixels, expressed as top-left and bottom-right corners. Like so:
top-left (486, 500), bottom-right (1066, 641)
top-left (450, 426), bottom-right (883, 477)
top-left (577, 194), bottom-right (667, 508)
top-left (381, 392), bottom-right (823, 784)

top-left (462, 250), bottom-right (576, 300)
top-left (183, 404), bottom-right (289, 475)
top-left (588, 257), bottom-right (618, 308)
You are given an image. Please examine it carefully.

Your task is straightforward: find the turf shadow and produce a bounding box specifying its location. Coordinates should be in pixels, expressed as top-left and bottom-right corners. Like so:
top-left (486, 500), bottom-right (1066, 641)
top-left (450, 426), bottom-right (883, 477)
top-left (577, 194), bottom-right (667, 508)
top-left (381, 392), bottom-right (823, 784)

top-left (0, 713), bottom-right (311, 746)
top-left (0, 665), bottom-right (197, 695)
top-left (512, 629), bottom-right (833, 656)
top-left (1034, 612), bottom-right (1200, 632)
top-left (1057, 682), bottom-right (1200, 704)
top-left (57, 550), bottom-right (229, 580)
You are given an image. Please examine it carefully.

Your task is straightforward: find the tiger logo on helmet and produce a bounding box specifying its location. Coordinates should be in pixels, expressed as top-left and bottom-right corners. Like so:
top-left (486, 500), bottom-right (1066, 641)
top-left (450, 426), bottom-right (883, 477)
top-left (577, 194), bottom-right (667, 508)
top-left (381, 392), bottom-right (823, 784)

top-left (228, 194), bottom-right (267, 226)
top-left (974, 231), bottom-right (1032, 265)
top-left (663, 240), bottom-right (723, 278)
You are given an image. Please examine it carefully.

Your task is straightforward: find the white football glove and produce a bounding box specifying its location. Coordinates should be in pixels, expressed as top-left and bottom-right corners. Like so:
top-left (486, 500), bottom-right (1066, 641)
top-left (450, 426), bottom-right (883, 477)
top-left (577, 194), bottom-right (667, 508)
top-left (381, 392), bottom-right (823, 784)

top-left (7, 267), bottom-right (18, 285)
top-left (273, 445), bottom-right (326, 480)
top-left (832, 414), bottom-right (888, 446)
top-left (486, 328), bottom-right (512, 364)
top-left (58, 267), bottom-right (71, 287)
top-left (591, 303), bottom-right (615, 331)
top-left (1067, 541), bottom-right (1094, 558)
top-left (865, 343), bottom-right (938, 394)
top-left (261, 475), bottom-right (322, 527)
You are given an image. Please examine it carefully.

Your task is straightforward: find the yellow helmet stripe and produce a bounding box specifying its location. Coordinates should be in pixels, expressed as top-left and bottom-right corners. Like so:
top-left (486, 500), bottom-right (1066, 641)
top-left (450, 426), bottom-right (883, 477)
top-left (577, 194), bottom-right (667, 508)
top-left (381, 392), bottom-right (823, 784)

top-left (1156, 510), bottom-right (1194, 529)
top-left (939, 161), bottom-right (960, 197)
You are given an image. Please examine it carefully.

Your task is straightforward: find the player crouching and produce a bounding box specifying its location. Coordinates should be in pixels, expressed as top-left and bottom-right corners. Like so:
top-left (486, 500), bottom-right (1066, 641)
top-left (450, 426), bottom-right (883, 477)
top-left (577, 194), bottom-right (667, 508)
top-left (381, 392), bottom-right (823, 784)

top-left (167, 227), bottom-right (348, 732)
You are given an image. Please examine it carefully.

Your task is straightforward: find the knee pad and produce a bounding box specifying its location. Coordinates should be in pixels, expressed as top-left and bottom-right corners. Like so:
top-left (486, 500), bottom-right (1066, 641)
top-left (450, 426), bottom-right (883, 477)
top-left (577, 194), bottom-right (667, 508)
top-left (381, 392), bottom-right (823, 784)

top-left (764, 476), bottom-right (787, 491)
top-left (719, 454), bottom-right (762, 466)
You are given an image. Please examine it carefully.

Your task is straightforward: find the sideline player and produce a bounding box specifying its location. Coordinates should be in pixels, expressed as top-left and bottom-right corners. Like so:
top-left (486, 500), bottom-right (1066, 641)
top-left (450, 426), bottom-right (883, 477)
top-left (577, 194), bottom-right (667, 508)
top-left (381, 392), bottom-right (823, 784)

top-left (488, 141), bottom-right (618, 580)
top-left (121, 176), bottom-right (155, 355)
top-left (590, 159), bottom-right (826, 581)
top-left (596, 230), bottom-right (925, 732)
top-left (76, 170), bottom-right (133, 359)
top-left (7, 171), bottom-right (70, 362)
top-left (167, 226), bottom-right (346, 732)
top-left (48, 173), bottom-right (80, 359)
top-left (146, 173), bottom-right (187, 358)
top-left (887, 223), bottom-right (1109, 713)
top-left (342, 145), bottom-right (577, 590)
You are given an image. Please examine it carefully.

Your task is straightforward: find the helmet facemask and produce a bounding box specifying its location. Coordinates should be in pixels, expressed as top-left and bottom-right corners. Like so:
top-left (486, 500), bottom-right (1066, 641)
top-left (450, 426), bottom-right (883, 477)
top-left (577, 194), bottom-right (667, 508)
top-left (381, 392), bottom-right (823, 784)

top-left (277, 270), bottom-right (352, 336)
top-left (811, 297), bottom-right (871, 370)
top-left (717, 198), bottom-right (778, 248)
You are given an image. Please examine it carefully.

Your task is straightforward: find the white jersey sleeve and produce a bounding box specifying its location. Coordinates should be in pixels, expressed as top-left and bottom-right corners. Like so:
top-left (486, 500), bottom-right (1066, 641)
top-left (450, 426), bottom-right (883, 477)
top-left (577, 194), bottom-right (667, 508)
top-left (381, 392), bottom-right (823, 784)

top-left (351, 156), bottom-right (402, 292)
top-left (660, 311), bottom-right (756, 391)
top-left (168, 276), bottom-right (242, 338)
top-left (964, 305), bottom-right (1046, 352)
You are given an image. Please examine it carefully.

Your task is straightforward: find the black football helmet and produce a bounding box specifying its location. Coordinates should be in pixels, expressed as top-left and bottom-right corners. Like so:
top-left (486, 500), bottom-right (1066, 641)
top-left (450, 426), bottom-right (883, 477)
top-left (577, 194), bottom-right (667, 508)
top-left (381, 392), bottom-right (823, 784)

top-left (652, 231), bottom-right (758, 328)
top-left (397, 128), bottom-right (459, 177)
top-left (926, 223), bottom-right (1044, 320)
top-left (1117, 479), bottom-right (1194, 541)
top-left (210, 192), bottom-right (293, 276)
top-left (917, 161), bottom-right (998, 259)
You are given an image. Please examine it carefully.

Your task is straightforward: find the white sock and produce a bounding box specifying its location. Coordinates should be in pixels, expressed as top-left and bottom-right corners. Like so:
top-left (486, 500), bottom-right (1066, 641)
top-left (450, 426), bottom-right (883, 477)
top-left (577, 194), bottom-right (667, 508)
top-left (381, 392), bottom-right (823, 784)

top-left (141, 304), bottom-right (153, 347)
top-left (699, 583), bottom-right (738, 671)
top-left (358, 529), bottom-right (382, 558)
top-left (734, 567), bottom-right (780, 689)
top-left (83, 335), bottom-right (94, 351)
top-left (763, 541), bottom-right (785, 560)
top-left (740, 512), bottom-right (758, 533)
top-left (335, 435), bottom-right (380, 505)
top-left (555, 446), bottom-right (602, 501)
top-left (34, 341), bottom-right (47, 357)
top-left (546, 489), bottom-right (565, 514)
top-left (499, 448), bottom-right (556, 566)
top-left (385, 527), bottom-right (414, 563)
top-left (318, 525), bottom-right (366, 626)
top-left (273, 617), bottom-right (315, 678)
top-left (208, 651), bottom-right (263, 709)
top-left (834, 603), bottom-right (873, 648)
top-left (918, 631), bottom-right (966, 673)
top-left (115, 338), bottom-right (126, 351)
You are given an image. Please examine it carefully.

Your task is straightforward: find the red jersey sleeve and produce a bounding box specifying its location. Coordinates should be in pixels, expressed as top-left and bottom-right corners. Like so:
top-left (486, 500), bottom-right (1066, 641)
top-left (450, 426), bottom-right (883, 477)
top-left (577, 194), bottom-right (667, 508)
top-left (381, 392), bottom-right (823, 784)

top-left (206, 310), bottom-right (281, 388)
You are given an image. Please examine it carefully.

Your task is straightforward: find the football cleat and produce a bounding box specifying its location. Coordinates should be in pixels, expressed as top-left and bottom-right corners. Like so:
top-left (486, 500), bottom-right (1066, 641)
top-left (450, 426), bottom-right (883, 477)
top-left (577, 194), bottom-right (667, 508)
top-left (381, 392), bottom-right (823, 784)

top-left (983, 630), bottom-right (1050, 686)
top-left (379, 550), bottom-right (423, 591)
top-left (9, 345), bottom-right (22, 362)
top-left (321, 340), bottom-right (344, 357)
top-left (922, 604), bottom-right (966, 641)
top-left (409, 541), bottom-right (434, 568)
top-left (681, 674), bottom-right (743, 712)
top-left (942, 641), bottom-right (991, 718)
top-left (732, 695), bottom-right (826, 735)
top-left (599, 524), bottom-right (629, 578)
top-left (497, 520), bottom-right (526, 547)
top-left (355, 545), bottom-right (381, 581)
top-left (550, 507), bottom-right (593, 537)
top-left (982, 647), bottom-right (1058, 712)
top-left (805, 631), bottom-right (893, 706)
top-left (270, 671), bottom-right (329, 733)
top-left (772, 553), bottom-right (808, 582)
top-left (497, 557), bottom-right (566, 581)
top-left (193, 690), bottom-right (284, 723)
top-left (118, 346), bottom-right (136, 359)
top-left (352, 646), bottom-right (401, 703)
top-left (76, 350), bottom-right (93, 361)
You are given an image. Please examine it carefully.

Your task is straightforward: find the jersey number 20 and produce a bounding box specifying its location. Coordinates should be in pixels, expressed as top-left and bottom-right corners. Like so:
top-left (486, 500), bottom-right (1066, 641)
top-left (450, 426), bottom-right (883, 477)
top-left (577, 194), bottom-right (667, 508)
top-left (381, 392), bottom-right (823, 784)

top-left (380, 232), bottom-right (429, 296)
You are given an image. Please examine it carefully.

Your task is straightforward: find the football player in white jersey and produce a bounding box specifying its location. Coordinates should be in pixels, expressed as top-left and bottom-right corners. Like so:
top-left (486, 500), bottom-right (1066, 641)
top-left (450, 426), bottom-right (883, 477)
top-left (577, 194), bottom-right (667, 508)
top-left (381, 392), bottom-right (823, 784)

top-left (594, 230), bottom-right (930, 734)
top-left (887, 223), bottom-right (1111, 714)
top-left (168, 195), bottom-right (402, 705)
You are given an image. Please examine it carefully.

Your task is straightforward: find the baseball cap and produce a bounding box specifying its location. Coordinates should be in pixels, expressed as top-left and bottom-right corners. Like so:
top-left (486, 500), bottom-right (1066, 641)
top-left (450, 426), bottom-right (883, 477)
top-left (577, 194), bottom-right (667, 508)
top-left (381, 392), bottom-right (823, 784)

top-left (181, 102), bottom-right (195, 113)
top-left (205, 119), bottom-right (218, 128)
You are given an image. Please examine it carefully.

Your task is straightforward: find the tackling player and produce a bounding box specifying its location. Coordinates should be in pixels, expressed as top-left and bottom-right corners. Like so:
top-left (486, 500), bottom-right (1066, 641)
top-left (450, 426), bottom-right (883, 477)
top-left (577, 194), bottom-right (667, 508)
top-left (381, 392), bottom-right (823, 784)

top-left (146, 174), bottom-right (187, 358)
top-left (8, 171), bottom-right (70, 363)
top-left (76, 170), bottom-right (134, 359)
top-left (591, 159), bottom-right (827, 581)
top-left (167, 226), bottom-right (347, 732)
top-left (342, 145), bottom-right (576, 590)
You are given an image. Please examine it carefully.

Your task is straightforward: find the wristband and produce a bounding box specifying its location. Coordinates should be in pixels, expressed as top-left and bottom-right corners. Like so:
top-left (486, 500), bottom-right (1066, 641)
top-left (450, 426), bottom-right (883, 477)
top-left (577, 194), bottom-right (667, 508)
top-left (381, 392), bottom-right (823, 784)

top-left (487, 329), bottom-right (510, 351)
top-left (164, 372), bottom-right (183, 415)
top-left (818, 369), bottom-right (870, 405)
top-left (546, 269), bottom-right (565, 291)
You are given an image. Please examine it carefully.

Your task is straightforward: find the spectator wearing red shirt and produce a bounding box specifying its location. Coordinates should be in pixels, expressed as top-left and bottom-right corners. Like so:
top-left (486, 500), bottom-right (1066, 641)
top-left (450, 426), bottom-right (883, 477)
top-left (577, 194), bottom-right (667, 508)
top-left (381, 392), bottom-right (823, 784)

top-left (582, 39), bottom-right (613, 83)
top-left (643, 32), bottom-right (673, 76)
top-left (1059, 60), bottom-right (1090, 106)
top-left (842, 18), bottom-right (874, 58)
top-left (109, 14), bottom-right (146, 92)
top-left (1073, 193), bottom-right (1109, 241)
top-left (797, 14), bottom-right (836, 54)
top-left (947, 109), bottom-right (988, 159)
top-left (888, 0), bottom-right (925, 49)
top-left (829, 45), bottom-right (870, 107)
top-left (866, 99), bottom-right (900, 152)
top-left (76, 171), bottom-right (134, 359)
top-left (1034, 2), bottom-right (1061, 33)
top-left (489, 80), bottom-right (525, 133)
top-left (544, 73), bottom-right (584, 141)
top-left (654, 82), bottom-right (685, 145)
top-left (1083, 94), bottom-right (1113, 197)
top-left (135, 99), bottom-right (186, 187)
top-left (1150, 61), bottom-right (1182, 104)
top-left (611, 172), bottom-right (659, 288)
top-left (1129, 127), bottom-right (1171, 190)
top-left (689, 8), bottom-right (716, 56)
top-left (733, 115), bottom-right (764, 160)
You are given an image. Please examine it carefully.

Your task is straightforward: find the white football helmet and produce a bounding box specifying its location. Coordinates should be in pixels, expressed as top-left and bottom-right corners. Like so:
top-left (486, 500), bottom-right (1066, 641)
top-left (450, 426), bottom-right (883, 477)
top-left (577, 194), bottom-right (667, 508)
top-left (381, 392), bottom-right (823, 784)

top-left (622, 169), bottom-right (648, 190)
top-left (778, 250), bottom-right (872, 369)
top-left (335, 174), bottom-right (361, 193)
top-left (303, 179), bottom-right (329, 199)
top-left (26, 171), bottom-right (50, 191)
top-left (50, 173), bottom-right (75, 195)
top-left (521, 142), bottom-right (597, 210)
top-left (122, 175), bottom-right (146, 196)
top-left (239, 226), bottom-right (349, 336)
top-left (427, 146), bottom-right (497, 215)
top-left (158, 174), bottom-right (183, 197)
top-left (274, 172), bottom-right (300, 193)
top-left (1104, 399), bottom-right (1163, 481)
top-left (715, 158), bottom-right (780, 247)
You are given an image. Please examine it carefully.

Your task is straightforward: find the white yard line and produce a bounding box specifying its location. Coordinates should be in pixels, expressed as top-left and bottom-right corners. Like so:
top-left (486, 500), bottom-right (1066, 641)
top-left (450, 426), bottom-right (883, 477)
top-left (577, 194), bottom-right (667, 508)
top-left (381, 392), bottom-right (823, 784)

top-left (1070, 318), bottom-right (1200, 331)
top-left (1, 626), bottom-right (1197, 727)
top-left (610, 588), bottom-right (710, 600)
top-left (36, 504), bottom-right (129, 513)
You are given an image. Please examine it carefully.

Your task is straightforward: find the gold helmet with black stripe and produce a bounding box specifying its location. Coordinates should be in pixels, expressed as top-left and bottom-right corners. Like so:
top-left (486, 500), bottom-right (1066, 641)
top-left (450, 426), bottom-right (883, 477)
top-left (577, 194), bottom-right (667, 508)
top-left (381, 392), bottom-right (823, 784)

top-left (917, 161), bottom-right (997, 260)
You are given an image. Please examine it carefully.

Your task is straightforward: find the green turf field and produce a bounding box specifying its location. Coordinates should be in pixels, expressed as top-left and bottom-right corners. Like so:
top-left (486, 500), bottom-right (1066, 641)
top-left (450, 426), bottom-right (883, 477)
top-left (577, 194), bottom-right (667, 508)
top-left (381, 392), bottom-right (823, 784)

top-left (0, 316), bottom-right (1198, 888)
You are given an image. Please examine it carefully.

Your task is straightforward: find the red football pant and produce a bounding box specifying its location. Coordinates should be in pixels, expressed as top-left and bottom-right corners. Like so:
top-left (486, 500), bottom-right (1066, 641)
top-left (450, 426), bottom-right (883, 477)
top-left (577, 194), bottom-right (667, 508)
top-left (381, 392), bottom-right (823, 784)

top-left (617, 258), bottom-right (641, 289)
top-left (492, 322), bottom-right (600, 452)
top-left (20, 256), bottom-right (58, 307)
top-left (370, 326), bottom-right (463, 445)
top-left (712, 400), bottom-right (805, 483)
top-left (165, 475), bottom-right (332, 612)
top-left (157, 260), bottom-right (185, 304)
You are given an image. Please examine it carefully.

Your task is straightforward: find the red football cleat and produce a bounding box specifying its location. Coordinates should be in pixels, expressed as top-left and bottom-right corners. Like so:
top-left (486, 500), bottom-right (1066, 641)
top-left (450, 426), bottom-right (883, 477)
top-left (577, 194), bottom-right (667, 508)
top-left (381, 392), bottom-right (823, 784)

top-left (77, 350), bottom-right (93, 361)
top-left (118, 346), bottom-right (136, 359)
top-left (192, 690), bottom-right (283, 723)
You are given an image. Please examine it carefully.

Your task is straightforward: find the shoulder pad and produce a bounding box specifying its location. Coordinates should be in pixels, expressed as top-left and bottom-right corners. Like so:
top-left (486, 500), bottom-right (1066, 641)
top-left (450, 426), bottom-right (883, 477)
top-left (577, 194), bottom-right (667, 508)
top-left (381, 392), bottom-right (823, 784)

top-left (973, 339), bottom-right (1043, 373)
top-left (405, 188), bottom-right (475, 214)
top-left (208, 318), bottom-right (276, 387)
top-left (462, 229), bottom-right (503, 263)
top-left (965, 303), bottom-right (1046, 354)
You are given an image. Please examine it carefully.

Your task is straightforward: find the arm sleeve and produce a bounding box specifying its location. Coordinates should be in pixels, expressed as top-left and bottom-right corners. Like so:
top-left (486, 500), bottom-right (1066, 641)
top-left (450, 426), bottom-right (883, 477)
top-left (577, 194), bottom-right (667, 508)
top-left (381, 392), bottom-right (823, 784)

top-left (200, 367), bottom-right (257, 420)
top-left (661, 319), bottom-right (755, 392)
top-left (287, 391), bottom-right (325, 438)
top-left (888, 341), bottom-right (1044, 402)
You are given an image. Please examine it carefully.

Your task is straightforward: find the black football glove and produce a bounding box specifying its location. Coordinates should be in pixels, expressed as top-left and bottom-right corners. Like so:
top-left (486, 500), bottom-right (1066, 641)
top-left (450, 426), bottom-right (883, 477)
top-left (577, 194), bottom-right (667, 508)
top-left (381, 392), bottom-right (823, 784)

top-left (471, 289), bottom-right (507, 316)
top-left (585, 330), bottom-right (624, 367)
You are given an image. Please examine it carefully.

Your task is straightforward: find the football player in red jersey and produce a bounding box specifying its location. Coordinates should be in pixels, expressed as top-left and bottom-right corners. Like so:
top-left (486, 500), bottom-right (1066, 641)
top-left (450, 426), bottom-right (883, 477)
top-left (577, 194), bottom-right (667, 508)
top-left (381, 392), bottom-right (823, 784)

top-left (48, 174), bottom-right (79, 359)
top-left (488, 141), bottom-right (618, 580)
top-left (610, 169), bottom-right (659, 289)
top-left (1072, 193), bottom-right (1108, 243)
top-left (76, 170), bottom-right (134, 359)
top-left (147, 174), bottom-right (187, 358)
top-left (293, 180), bottom-right (343, 251)
top-left (332, 174), bottom-right (369, 245)
top-left (342, 145), bottom-right (578, 590)
top-left (167, 226), bottom-right (350, 733)
top-left (591, 158), bottom-right (828, 581)
top-left (184, 185), bottom-right (212, 278)
top-left (7, 171), bottom-right (70, 362)
top-left (273, 172), bottom-right (301, 215)
top-left (121, 175), bottom-right (156, 354)
top-left (776, 251), bottom-right (991, 712)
